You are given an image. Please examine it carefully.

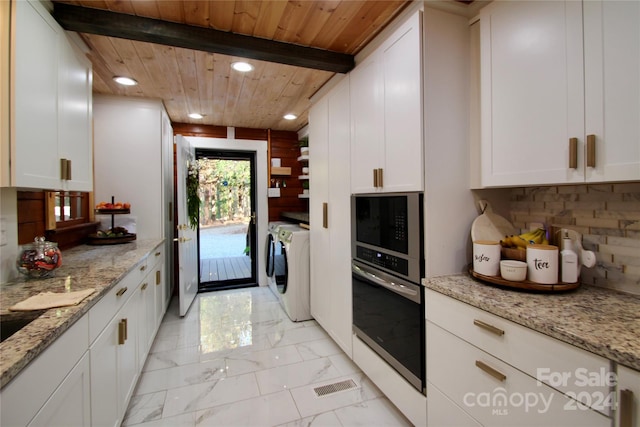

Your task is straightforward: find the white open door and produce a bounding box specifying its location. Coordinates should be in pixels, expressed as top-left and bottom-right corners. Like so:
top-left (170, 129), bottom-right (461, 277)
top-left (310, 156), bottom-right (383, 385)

top-left (175, 135), bottom-right (198, 316)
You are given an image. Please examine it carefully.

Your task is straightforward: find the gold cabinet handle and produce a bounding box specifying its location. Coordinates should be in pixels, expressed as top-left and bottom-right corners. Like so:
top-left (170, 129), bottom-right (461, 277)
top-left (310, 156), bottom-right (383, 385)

top-left (67, 159), bottom-right (72, 180)
top-left (60, 158), bottom-right (68, 180)
top-left (473, 319), bottom-right (505, 336)
top-left (476, 360), bottom-right (506, 382)
top-left (123, 318), bottom-right (128, 340)
top-left (118, 319), bottom-right (126, 345)
top-left (141, 282), bottom-right (148, 291)
top-left (587, 134), bottom-right (596, 168)
top-left (619, 389), bottom-right (633, 427)
top-left (155, 251), bottom-right (161, 257)
top-left (569, 138), bottom-right (578, 169)
top-left (116, 287), bottom-right (128, 297)
top-left (140, 265), bottom-right (146, 272)
top-left (156, 270), bottom-right (161, 285)
top-left (322, 202), bottom-right (328, 229)
top-left (373, 169), bottom-right (378, 187)
top-left (377, 168), bottom-right (383, 187)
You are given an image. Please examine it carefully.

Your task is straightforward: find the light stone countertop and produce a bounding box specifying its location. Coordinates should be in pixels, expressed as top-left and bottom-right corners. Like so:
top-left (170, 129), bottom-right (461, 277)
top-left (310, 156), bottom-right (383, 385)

top-left (423, 274), bottom-right (640, 371)
top-left (0, 239), bottom-right (164, 389)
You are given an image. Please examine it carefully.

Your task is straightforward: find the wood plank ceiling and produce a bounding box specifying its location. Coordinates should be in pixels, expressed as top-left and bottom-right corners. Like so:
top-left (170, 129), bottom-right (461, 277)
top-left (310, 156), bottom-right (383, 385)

top-left (52, 0), bottom-right (413, 132)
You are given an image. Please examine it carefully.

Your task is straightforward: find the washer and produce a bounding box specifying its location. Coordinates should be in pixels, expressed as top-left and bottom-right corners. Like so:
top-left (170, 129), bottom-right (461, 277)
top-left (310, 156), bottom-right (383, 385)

top-left (273, 225), bottom-right (311, 322)
top-left (265, 221), bottom-right (291, 290)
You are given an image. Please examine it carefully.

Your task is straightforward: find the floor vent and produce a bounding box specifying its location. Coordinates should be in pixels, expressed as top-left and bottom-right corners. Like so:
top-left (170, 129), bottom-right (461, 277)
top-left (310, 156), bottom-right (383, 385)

top-left (313, 379), bottom-right (358, 398)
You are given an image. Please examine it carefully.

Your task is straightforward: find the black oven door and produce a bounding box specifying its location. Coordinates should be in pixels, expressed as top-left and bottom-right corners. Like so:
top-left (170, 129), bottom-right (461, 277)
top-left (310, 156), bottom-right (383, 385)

top-left (352, 260), bottom-right (425, 394)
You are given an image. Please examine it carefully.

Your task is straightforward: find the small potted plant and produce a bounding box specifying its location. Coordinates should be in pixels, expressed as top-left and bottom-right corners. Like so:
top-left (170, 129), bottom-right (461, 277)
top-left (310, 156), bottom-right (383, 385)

top-left (299, 136), bottom-right (309, 156)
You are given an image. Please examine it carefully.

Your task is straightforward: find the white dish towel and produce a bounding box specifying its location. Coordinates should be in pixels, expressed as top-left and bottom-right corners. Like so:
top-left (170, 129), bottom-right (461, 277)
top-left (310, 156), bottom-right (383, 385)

top-left (9, 288), bottom-right (96, 312)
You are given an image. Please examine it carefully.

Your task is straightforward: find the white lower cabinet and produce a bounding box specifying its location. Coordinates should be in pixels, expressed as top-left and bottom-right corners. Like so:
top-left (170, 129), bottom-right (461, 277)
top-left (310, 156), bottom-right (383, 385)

top-left (29, 352), bottom-right (91, 427)
top-left (427, 380), bottom-right (482, 427)
top-left (90, 286), bottom-right (139, 427)
top-left (617, 365), bottom-right (640, 427)
top-left (425, 289), bottom-right (611, 426)
top-left (0, 314), bottom-right (89, 427)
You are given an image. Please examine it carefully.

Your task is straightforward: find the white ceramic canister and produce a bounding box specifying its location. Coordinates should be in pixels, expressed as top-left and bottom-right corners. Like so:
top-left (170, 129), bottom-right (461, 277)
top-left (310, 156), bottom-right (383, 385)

top-left (526, 244), bottom-right (559, 284)
top-left (473, 240), bottom-right (501, 276)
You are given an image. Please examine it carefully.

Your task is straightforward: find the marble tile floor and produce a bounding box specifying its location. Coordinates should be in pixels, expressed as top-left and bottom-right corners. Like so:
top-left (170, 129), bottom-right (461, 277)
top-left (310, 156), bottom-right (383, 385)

top-left (123, 286), bottom-right (412, 427)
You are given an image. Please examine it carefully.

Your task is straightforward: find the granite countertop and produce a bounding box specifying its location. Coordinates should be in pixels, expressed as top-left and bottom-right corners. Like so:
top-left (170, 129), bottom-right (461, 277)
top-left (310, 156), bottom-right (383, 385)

top-left (0, 239), bottom-right (164, 389)
top-left (423, 274), bottom-right (640, 371)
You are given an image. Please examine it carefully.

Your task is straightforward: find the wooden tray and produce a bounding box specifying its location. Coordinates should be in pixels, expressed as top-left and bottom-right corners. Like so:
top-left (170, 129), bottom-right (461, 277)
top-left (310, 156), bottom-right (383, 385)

top-left (87, 233), bottom-right (136, 245)
top-left (94, 208), bottom-right (130, 214)
top-left (469, 268), bottom-right (579, 292)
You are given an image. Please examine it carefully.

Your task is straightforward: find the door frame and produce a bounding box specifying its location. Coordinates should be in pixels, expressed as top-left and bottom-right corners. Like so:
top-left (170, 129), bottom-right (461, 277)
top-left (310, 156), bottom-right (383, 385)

top-left (195, 149), bottom-right (257, 290)
top-left (185, 136), bottom-right (268, 288)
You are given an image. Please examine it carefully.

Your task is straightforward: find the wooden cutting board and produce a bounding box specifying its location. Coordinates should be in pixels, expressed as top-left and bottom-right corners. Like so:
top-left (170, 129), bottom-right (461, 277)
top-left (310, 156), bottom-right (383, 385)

top-left (470, 200), bottom-right (516, 242)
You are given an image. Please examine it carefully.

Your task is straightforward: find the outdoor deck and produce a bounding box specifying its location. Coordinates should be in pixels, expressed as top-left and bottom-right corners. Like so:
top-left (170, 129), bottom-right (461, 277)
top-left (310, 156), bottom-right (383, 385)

top-left (200, 256), bottom-right (251, 282)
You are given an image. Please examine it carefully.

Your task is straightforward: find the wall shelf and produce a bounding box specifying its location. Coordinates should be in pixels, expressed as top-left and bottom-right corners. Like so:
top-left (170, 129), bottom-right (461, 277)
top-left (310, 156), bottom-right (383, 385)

top-left (270, 166), bottom-right (291, 175)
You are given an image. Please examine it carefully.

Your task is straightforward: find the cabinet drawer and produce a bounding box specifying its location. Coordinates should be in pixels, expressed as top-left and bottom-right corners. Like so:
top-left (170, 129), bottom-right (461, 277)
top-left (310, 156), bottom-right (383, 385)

top-left (427, 380), bottom-right (482, 427)
top-left (425, 289), bottom-right (612, 414)
top-left (89, 266), bottom-right (143, 343)
top-left (148, 244), bottom-right (164, 271)
top-left (427, 322), bottom-right (610, 426)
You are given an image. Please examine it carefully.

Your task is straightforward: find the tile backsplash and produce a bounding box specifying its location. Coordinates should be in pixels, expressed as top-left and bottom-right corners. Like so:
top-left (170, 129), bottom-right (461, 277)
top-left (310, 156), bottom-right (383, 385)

top-left (507, 182), bottom-right (640, 295)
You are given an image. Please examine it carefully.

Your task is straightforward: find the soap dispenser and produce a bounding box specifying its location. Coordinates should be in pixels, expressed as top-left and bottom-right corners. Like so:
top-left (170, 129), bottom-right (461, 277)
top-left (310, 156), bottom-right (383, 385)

top-left (560, 231), bottom-right (579, 283)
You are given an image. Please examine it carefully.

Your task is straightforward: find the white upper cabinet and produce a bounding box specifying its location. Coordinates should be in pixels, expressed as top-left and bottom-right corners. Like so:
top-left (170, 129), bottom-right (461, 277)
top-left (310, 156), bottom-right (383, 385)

top-left (350, 11), bottom-right (423, 193)
top-left (479, 0), bottom-right (639, 187)
top-left (583, 0), bottom-right (640, 182)
top-left (8, 0), bottom-right (93, 191)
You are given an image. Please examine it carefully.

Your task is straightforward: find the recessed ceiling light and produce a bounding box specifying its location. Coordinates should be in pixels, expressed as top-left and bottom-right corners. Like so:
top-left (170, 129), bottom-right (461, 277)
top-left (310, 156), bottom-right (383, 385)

top-left (188, 113), bottom-right (203, 119)
top-left (231, 62), bottom-right (254, 72)
top-left (113, 76), bottom-right (138, 86)
top-left (283, 114), bottom-right (297, 120)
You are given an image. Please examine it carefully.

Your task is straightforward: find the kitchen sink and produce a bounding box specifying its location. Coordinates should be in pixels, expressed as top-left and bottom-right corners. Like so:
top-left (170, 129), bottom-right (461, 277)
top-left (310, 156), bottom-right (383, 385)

top-left (0, 311), bottom-right (45, 343)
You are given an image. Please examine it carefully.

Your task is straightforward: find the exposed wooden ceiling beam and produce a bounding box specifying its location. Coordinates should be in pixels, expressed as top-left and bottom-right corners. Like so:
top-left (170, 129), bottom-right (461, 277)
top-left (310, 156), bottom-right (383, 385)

top-left (52, 2), bottom-right (355, 74)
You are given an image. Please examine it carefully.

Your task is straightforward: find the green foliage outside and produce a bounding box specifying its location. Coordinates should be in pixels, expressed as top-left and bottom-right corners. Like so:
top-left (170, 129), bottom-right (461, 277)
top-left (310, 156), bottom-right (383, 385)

top-left (197, 159), bottom-right (251, 227)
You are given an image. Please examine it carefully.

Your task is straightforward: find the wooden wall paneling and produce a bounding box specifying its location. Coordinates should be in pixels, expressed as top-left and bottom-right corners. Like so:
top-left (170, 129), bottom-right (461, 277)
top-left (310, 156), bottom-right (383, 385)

top-left (172, 123), bottom-right (227, 138)
top-left (17, 191), bottom-right (46, 245)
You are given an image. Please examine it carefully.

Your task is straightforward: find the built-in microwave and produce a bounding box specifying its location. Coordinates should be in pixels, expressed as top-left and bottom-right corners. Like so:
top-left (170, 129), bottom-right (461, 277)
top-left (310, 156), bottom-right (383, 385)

top-left (351, 192), bottom-right (424, 284)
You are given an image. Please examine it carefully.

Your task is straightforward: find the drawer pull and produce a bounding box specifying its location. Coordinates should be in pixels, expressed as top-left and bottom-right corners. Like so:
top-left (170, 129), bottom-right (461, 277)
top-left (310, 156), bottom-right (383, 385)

top-left (569, 137), bottom-right (578, 169)
top-left (141, 282), bottom-right (148, 291)
top-left (474, 319), bottom-right (504, 336)
top-left (118, 320), bottom-right (126, 345)
top-left (619, 389), bottom-right (633, 427)
top-left (140, 265), bottom-right (147, 272)
top-left (123, 318), bottom-right (128, 340)
top-left (373, 169), bottom-right (378, 187)
top-left (156, 270), bottom-right (161, 285)
top-left (116, 287), bottom-right (128, 297)
top-left (587, 134), bottom-right (596, 168)
top-left (155, 251), bottom-right (161, 257)
top-left (476, 360), bottom-right (506, 382)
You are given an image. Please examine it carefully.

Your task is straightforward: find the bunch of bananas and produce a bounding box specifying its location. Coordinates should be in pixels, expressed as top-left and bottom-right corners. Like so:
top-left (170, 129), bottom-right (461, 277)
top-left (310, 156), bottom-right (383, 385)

top-left (500, 228), bottom-right (548, 250)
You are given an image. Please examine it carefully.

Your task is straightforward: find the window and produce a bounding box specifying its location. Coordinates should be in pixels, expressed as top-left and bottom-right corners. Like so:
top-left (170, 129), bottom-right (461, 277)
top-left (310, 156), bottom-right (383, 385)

top-left (48, 191), bottom-right (90, 228)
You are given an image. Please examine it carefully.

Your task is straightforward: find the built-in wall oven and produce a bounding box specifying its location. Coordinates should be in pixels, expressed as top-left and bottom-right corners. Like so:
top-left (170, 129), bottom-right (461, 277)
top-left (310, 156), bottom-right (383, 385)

top-left (351, 192), bottom-right (425, 394)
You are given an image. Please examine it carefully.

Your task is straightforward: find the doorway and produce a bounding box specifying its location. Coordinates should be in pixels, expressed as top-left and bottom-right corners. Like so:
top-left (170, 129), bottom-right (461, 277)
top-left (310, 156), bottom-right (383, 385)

top-left (196, 149), bottom-right (257, 292)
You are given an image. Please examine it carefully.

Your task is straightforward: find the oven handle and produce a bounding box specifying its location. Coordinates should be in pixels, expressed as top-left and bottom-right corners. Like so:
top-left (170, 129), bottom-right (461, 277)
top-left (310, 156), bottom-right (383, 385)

top-left (352, 263), bottom-right (419, 299)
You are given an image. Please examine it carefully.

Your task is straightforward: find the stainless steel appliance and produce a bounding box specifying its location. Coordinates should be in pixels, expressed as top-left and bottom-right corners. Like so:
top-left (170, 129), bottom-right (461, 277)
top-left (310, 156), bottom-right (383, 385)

top-left (351, 192), bottom-right (425, 394)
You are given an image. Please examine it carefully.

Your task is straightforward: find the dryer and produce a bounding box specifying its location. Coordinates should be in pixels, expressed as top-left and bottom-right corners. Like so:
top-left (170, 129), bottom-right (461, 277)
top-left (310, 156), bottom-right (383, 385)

top-left (273, 225), bottom-right (311, 322)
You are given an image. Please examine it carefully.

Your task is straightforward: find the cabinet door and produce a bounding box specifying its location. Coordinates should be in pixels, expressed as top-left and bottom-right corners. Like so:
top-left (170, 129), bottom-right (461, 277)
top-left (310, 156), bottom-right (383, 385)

top-left (584, 0), bottom-right (640, 182)
top-left (480, 1), bottom-right (585, 187)
top-left (350, 54), bottom-right (384, 194)
top-left (381, 11), bottom-right (423, 192)
top-left (118, 295), bottom-right (139, 413)
top-left (617, 365), bottom-right (640, 427)
top-left (326, 76), bottom-right (353, 357)
top-left (13, 0), bottom-right (60, 189)
top-left (154, 263), bottom-right (166, 330)
top-left (309, 95), bottom-right (332, 331)
top-left (28, 353), bottom-right (91, 427)
top-left (137, 273), bottom-right (156, 370)
top-left (58, 33), bottom-right (93, 192)
top-left (90, 315), bottom-right (120, 427)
